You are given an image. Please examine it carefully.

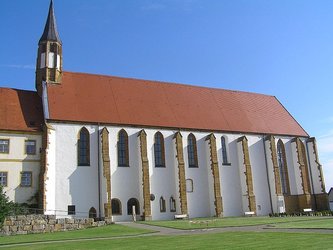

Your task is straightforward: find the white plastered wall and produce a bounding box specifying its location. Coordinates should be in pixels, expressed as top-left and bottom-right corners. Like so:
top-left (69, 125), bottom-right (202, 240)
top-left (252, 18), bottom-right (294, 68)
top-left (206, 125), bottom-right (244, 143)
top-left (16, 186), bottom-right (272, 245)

top-left (50, 123), bottom-right (99, 218)
top-left (0, 132), bottom-right (41, 204)
top-left (46, 122), bottom-right (305, 220)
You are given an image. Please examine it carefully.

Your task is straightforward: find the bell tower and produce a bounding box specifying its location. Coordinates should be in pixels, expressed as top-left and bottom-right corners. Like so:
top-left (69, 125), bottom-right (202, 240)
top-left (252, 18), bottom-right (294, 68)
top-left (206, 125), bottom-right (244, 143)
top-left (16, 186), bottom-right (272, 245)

top-left (36, 0), bottom-right (62, 96)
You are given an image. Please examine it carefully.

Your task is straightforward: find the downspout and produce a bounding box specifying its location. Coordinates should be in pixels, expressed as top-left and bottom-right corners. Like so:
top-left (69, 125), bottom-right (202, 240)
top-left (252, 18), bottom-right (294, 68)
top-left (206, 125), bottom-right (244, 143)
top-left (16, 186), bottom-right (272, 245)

top-left (262, 136), bottom-right (273, 214)
top-left (305, 140), bottom-right (317, 210)
top-left (97, 124), bottom-right (101, 218)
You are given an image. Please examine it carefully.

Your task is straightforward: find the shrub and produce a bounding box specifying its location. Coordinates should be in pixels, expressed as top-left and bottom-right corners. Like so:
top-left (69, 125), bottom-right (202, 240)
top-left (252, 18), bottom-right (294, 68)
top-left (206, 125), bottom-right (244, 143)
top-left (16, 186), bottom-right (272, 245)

top-left (0, 185), bottom-right (13, 227)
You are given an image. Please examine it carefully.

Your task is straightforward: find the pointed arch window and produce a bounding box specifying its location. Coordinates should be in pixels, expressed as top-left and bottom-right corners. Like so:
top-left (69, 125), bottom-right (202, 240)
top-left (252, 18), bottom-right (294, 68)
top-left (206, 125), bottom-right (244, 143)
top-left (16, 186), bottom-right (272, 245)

top-left (154, 132), bottom-right (166, 167)
top-left (277, 140), bottom-right (290, 195)
top-left (118, 129), bottom-right (129, 167)
top-left (78, 127), bottom-right (90, 166)
top-left (170, 196), bottom-right (176, 212)
top-left (187, 134), bottom-right (198, 168)
top-left (221, 136), bottom-right (230, 165)
top-left (160, 196), bottom-right (166, 212)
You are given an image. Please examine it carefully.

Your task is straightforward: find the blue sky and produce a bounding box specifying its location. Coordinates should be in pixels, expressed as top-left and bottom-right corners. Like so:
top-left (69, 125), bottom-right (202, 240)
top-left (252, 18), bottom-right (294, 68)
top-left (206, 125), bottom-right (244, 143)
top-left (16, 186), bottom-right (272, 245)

top-left (1, 0), bottom-right (332, 191)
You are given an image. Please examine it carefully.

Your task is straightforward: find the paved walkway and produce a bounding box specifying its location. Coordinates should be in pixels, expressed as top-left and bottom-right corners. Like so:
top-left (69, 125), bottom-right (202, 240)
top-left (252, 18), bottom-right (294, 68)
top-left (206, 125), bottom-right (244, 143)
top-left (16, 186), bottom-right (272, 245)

top-left (119, 221), bottom-right (333, 235)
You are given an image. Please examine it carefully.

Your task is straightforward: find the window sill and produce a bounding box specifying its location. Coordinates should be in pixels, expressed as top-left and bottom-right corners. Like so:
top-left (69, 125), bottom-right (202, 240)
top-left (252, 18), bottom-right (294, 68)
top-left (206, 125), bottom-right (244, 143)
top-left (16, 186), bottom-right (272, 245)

top-left (222, 163), bottom-right (231, 166)
top-left (78, 164), bottom-right (90, 167)
top-left (155, 165), bottom-right (166, 168)
top-left (189, 165), bottom-right (199, 168)
top-left (118, 165), bottom-right (130, 167)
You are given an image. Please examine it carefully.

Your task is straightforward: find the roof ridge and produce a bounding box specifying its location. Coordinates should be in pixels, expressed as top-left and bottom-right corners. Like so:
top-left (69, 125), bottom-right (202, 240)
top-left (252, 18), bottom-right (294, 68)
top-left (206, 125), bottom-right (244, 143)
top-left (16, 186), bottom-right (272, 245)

top-left (63, 70), bottom-right (275, 97)
top-left (0, 87), bottom-right (37, 94)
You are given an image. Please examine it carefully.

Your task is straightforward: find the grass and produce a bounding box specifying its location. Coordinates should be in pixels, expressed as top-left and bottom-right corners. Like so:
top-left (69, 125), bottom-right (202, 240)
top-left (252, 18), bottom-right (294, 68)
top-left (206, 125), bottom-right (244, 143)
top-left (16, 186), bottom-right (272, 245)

top-left (274, 217), bottom-right (333, 229)
top-left (140, 216), bottom-right (332, 230)
top-left (1, 216), bottom-right (333, 249)
top-left (0, 224), bottom-right (154, 246)
top-left (3, 232), bottom-right (333, 249)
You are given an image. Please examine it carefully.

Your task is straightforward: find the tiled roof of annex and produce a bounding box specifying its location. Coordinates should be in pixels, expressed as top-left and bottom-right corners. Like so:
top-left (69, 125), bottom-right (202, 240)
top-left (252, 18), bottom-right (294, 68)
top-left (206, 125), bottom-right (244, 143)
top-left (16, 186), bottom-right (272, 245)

top-left (46, 71), bottom-right (308, 137)
top-left (0, 88), bottom-right (43, 132)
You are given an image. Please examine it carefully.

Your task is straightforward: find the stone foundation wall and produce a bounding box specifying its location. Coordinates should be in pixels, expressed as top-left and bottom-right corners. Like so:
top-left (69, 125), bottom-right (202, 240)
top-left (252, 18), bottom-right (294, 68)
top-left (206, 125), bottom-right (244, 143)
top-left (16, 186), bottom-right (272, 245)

top-left (1, 215), bottom-right (113, 236)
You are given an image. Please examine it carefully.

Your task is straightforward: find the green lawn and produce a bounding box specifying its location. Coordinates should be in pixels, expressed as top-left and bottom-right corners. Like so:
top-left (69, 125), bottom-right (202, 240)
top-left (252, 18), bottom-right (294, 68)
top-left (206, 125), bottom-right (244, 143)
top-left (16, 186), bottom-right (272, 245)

top-left (140, 216), bottom-right (332, 229)
top-left (0, 224), bottom-right (154, 246)
top-left (1, 217), bottom-right (333, 249)
top-left (274, 217), bottom-right (333, 229)
top-left (3, 232), bottom-right (333, 250)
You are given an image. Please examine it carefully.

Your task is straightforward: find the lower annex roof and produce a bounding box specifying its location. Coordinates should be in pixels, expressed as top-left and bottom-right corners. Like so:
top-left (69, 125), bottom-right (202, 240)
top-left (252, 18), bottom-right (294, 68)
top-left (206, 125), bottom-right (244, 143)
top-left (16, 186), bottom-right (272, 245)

top-left (46, 71), bottom-right (308, 137)
top-left (0, 88), bottom-right (43, 132)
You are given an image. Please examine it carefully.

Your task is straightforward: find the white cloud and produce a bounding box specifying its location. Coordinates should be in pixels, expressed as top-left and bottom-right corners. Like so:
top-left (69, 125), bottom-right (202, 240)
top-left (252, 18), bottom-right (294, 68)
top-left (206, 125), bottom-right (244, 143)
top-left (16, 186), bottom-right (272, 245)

top-left (0, 64), bottom-right (35, 70)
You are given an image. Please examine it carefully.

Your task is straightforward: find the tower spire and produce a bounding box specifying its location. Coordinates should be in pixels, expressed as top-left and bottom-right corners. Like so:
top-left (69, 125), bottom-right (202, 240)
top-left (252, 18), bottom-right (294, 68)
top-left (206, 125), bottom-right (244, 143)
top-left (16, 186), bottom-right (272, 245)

top-left (36, 0), bottom-right (63, 97)
top-left (39, 0), bottom-right (61, 44)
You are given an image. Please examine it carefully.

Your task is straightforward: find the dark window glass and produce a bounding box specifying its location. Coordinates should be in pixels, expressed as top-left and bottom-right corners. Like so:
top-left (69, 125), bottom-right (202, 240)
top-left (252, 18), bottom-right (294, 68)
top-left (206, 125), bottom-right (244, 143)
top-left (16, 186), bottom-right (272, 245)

top-left (154, 132), bottom-right (165, 167)
top-left (170, 197), bottom-right (176, 212)
top-left (20, 172), bottom-right (32, 187)
top-left (160, 197), bottom-right (166, 212)
top-left (0, 172), bottom-right (8, 186)
top-left (0, 139), bottom-right (9, 154)
top-left (68, 205), bottom-right (75, 215)
top-left (277, 140), bottom-right (289, 194)
top-left (187, 134), bottom-right (198, 168)
top-left (78, 128), bottom-right (90, 166)
top-left (221, 136), bottom-right (228, 164)
top-left (118, 130), bottom-right (129, 166)
top-left (112, 199), bottom-right (122, 215)
top-left (89, 207), bottom-right (97, 218)
top-left (25, 140), bottom-right (36, 155)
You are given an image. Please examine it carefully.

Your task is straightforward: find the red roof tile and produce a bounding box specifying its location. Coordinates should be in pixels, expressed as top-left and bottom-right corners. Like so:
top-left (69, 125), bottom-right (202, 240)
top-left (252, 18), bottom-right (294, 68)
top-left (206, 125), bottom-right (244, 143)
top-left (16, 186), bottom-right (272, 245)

top-left (0, 88), bottom-right (43, 132)
top-left (47, 71), bottom-right (308, 137)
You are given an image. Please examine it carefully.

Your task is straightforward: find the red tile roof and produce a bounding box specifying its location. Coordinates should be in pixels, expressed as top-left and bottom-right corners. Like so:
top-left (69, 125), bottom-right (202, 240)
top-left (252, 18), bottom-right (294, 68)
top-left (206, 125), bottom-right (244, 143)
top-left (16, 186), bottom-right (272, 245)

top-left (47, 71), bottom-right (308, 137)
top-left (0, 88), bottom-right (43, 132)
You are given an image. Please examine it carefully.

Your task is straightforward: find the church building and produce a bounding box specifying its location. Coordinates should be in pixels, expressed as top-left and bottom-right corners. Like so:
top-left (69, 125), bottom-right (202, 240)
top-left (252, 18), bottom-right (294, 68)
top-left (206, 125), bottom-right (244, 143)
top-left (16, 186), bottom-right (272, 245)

top-left (0, 1), bottom-right (329, 221)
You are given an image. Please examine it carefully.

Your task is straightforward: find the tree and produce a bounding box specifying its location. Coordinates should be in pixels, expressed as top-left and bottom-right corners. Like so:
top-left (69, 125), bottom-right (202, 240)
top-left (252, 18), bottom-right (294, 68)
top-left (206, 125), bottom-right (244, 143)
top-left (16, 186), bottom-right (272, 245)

top-left (0, 185), bottom-right (13, 226)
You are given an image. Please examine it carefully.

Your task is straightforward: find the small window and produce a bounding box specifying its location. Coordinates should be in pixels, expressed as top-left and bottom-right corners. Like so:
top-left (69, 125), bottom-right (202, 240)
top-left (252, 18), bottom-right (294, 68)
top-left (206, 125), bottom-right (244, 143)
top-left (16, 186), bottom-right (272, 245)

top-left (25, 140), bottom-right (36, 155)
top-left (112, 198), bottom-right (122, 215)
top-left (68, 205), bottom-right (76, 215)
top-left (186, 179), bottom-right (193, 193)
top-left (160, 197), bottom-right (166, 213)
top-left (154, 132), bottom-right (166, 167)
top-left (0, 172), bottom-right (8, 187)
top-left (0, 139), bottom-right (9, 154)
top-left (78, 127), bottom-right (90, 166)
top-left (187, 134), bottom-right (198, 168)
top-left (221, 136), bottom-right (230, 165)
top-left (20, 172), bottom-right (32, 187)
top-left (118, 129), bottom-right (129, 167)
top-left (170, 197), bottom-right (176, 212)
top-left (127, 198), bottom-right (140, 215)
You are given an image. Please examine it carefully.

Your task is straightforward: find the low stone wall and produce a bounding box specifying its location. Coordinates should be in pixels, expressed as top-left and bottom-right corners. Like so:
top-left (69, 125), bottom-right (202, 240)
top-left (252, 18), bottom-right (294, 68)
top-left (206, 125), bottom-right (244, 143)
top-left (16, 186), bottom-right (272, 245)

top-left (1, 215), bottom-right (113, 236)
